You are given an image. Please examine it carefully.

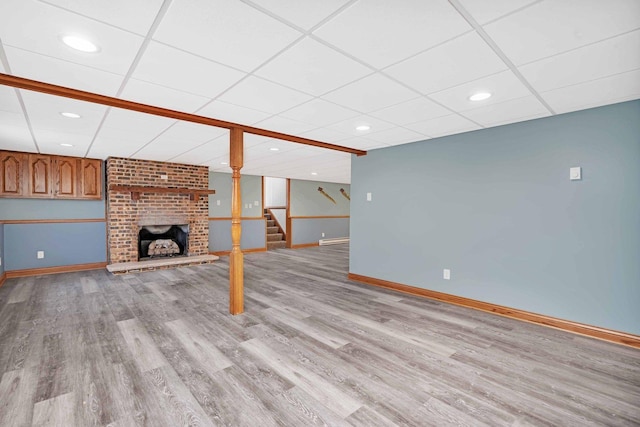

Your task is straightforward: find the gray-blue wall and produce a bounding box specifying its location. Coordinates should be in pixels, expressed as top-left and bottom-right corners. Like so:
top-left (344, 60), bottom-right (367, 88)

top-left (209, 219), bottom-right (266, 252)
top-left (350, 100), bottom-right (640, 335)
top-left (290, 179), bottom-right (350, 245)
top-left (292, 218), bottom-right (349, 245)
top-left (5, 222), bottom-right (107, 270)
top-left (0, 198), bottom-right (105, 220)
top-left (1, 198), bottom-right (107, 272)
top-left (0, 223), bottom-right (4, 277)
top-left (209, 172), bottom-right (263, 218)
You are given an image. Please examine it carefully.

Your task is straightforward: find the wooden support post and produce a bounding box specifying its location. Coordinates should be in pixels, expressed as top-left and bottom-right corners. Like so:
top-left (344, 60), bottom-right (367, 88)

top-left (229, 128), bottom-right (244, 315)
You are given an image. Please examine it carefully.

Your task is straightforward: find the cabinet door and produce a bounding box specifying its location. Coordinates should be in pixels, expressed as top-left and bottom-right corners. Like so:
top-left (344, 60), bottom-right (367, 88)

top-left (80, 158), bottom-right (102, 199)
top-left (54, 156), bottom-right (78, 198)
top-left (0, 151), bottom-right (26, 197)
top-left (28, 154), bottom-right (52, 197)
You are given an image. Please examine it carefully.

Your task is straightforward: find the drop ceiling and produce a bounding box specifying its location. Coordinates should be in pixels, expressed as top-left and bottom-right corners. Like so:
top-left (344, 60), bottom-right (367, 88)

top-left (0, 0), bottom-right (639, 184)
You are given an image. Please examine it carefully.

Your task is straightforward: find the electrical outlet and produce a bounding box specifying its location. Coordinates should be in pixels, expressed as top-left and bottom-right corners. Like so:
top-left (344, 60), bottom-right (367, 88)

top-left (321, 232), bottom-right (325, 237)
top-left (0, 257), bottom-right (2, 266)
top-left (366, 192), bottom-right (372, 201)
top-left (37, 251), bottom-right (45, 259)
top-left (216, 200), bottom-right (220, 206)
top-left (443, 269), bottom-right (450, 280)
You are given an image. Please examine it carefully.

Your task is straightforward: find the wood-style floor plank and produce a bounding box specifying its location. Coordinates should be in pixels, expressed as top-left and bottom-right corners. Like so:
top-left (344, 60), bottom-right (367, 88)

top-left (0, 244), bottom-right (637, 426)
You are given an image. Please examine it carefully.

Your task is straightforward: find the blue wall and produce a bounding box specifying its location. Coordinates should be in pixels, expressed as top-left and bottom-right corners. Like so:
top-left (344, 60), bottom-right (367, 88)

top-left (1, 198), bottom-right (108, 272)
top-left (5, 222), bottom-right (107, 270)
top-left (209, 219), bottom-right (266, 252)
top-left (350, 100), bottom-right (640, 335)
top-left (0, 198), bottom-right (105, 220)
top-left (292, 218), bottom-right (349, 245)
top-left (209, 172), bottom-right (263, 218)
top-left (290, 179), bottom-right (350, 245)
top-left (0, 223), bottom-right (4, 277)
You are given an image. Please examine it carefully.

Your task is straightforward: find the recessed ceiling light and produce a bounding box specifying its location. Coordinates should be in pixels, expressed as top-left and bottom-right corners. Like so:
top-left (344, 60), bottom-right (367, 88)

top-left (60, 143), bottom-right (74, 147)
top-left (220, 161), bottom-right (228, 165)
top-left (469, 92), bottom-right (492, 101)
top-left (311, 172), bottom-right (318, 176)
top-left (269, 147), bottom-right (279, 151)
top-left (355, 125), bottom-right (371, 131)
top-left (60, 112), bottom-right (81, 119)
top-left (61, 35), bottom-right (99, 53)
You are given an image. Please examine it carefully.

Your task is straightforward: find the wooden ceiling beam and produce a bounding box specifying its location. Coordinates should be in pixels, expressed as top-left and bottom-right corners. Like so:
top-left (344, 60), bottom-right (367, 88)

top-left (0, 73), bottom-right (367, 157)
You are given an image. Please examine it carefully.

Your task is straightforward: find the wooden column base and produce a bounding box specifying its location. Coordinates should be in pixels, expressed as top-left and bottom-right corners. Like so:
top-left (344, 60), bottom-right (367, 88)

top-left (229, 250), bottom-right (244, 315)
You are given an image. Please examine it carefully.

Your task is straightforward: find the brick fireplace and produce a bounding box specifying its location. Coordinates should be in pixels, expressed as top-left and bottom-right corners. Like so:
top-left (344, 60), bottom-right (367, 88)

top-left (106, 157), bottom-right (210, 265)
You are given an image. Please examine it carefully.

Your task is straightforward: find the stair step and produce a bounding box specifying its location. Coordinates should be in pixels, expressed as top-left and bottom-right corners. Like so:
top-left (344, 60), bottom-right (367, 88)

top-left (267, 241), bottom-right (287, 250)
top-left (266, 226), bottom-right (279, 233)
top-left (267, 233), bottom-right (283, 242)
top-left (267, 220), bottom-right (275, 227)
top-left (264, 214), bottom-right (271, 220)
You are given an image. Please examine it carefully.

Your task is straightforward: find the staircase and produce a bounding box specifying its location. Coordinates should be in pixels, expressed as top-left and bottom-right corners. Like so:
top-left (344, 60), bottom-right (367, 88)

top-left (265, 209), bottom-right (286, 250)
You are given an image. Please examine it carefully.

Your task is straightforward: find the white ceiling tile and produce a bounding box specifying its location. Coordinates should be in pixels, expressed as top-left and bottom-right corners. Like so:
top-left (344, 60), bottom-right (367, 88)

top-left (0, 111), bottom-right (36, 152)
top-left (540, 69), bottom-right (640, 114)
top-left (154, 0), bottom-right (301, 71)
top-left (248, 138), bottom-right (303, 158)
top-left (218, 76), bottom-right (312, 115)
top-left (323, 73), bottom-right (417, 113)
top-left (5, 47), bottom-right (123, 96)
top-left (88, 109), bottom-right (176, 158)
top-left (484, 0), bottom-right (640, 65)
top-left (196, 101), bottom-right (271, 126)
top-left (327, 115), bottom-right (395, 137)
top-left (35, 130), bottom-right (93, 157)
top-left (314, 0), bottom-right (471, 68)
top-left (429, 70), bottom-right (532, 112)
top-left (461, 95), bottom-right (550, 127)
top-left (254, 116), bottom-right (317, 135)
top-left (366, 127), bottom-right (427, 145)
top-left (281, 99), bottom-right (360, 127)
top-left (456, 0), bottom-right (538, 25)
top-left (299, 127), bottom-right (352, 144)
top-left (133, 121), bottom-right (226, 161)
top-left (20, 91), bottom-right (107, 135)
top-left (242, 133), bottom-right (275, 148)
top-left (0, 0), bottom-right (144, 74)
top-left (245, 0), bottom-right (351, 30)
top-left (39, 0), bottom-right (165, 35)
top-left (338, 136), bottom-right (390, 150)
top-left (132, 42), bottom-right (245, 98)
top-left (120, 79), bottom-right (211, 113)
top-left (519, 30), bottom-right (640, 93)
top-left (405, 114), bottom-right (481, 138)
top-left (0, 86), bottom-right (22, 114)
top-left (369, 97), bottom-right (450, 125)
top-left (385, 32), bottom-right (507, 94)
top-left (255, 37), bottom-right (371, 96)
top-left (170, 134), bottom-right (230, 164)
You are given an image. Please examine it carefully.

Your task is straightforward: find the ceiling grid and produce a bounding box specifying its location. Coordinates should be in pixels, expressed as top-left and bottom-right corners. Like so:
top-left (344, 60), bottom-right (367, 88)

top-left (0, 0), bottom-right (638, 183)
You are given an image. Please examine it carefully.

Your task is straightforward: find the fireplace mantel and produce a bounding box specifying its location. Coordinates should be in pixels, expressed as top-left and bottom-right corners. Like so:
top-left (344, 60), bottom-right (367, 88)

top-left (109, 185), bottom-right (216, 201)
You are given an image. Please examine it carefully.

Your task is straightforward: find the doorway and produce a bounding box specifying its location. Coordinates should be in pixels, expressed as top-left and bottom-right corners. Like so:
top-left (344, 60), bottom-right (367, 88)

top-left (264, 177), bottom-right (287, 250)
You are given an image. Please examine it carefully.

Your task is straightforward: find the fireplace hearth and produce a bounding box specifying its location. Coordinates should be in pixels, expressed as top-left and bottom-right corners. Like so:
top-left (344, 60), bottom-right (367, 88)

top-left (138, 224), bottom-right (189, 260)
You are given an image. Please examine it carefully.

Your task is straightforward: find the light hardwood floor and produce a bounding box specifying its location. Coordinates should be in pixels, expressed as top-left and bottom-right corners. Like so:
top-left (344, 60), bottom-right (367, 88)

top-left (0, 244), bottom-right (638, 426)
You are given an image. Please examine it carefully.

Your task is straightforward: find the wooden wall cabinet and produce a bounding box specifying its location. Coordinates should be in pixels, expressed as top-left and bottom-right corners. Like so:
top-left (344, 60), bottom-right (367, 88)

top-left (81, 158), bottom-right (102, 199)
top-left (54, 156), bottom-right (78, 198)
top-left (0, 151), bottom-right (26, 197)
top-left (28, 154), bottom-right (53, 198)
top-left (0, 150), bottom-right (102, 200)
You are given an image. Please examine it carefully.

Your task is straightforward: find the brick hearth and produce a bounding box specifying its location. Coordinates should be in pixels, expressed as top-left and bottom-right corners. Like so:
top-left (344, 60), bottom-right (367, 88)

top-left (106, 157), bottom-right (210, 265)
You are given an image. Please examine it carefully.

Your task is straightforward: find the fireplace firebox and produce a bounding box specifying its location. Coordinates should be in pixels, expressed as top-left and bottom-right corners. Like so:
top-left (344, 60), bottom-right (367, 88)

top-left (138, 224), bottom-right (189, 260)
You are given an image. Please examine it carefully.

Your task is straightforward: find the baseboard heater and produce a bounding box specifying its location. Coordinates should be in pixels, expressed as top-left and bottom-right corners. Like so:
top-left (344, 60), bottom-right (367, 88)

top-left (319, 237), bottom-right (350, 246)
